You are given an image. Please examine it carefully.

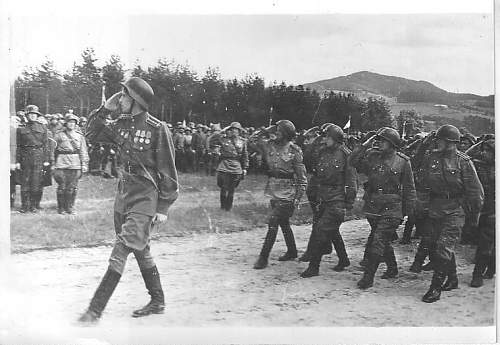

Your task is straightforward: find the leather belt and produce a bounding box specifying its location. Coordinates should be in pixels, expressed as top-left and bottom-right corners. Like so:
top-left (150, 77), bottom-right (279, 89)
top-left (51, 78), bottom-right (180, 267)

top-left (430, 192), bottom-right (463, 200)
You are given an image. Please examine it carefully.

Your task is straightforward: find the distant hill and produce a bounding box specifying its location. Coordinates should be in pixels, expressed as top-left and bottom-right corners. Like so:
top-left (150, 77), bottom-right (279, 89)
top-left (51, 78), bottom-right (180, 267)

top-left (303, 71), bottom-right (493, 108)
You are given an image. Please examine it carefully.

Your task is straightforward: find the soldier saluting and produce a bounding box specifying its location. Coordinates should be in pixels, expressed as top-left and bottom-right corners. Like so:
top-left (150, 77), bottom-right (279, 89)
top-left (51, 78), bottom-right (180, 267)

top-left (250, 120), bottom-right (307, 269)
top-left (412, 125), bottom-right (483, 302)
top-left (78, 77), bottom-right (179, 322)
top-left (301, 124), bottom-right (357, 277)
top-left (350, 127), bottom-right (416, 289)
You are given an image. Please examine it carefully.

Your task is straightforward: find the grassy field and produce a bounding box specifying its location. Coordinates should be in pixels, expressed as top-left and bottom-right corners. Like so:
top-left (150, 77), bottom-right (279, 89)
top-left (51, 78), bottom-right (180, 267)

top-left (10, 173), bottom-right (364, 253)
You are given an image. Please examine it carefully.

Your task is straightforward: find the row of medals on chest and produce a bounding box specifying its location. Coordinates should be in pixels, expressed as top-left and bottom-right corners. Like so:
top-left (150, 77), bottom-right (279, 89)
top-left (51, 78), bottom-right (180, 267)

top-left (119, 129), bottom-right (152, 144)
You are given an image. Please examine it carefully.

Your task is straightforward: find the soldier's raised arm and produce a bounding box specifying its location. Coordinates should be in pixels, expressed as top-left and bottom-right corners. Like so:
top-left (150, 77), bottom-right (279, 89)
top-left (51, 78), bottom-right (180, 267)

top-left (349, 134), bottom-right (376, 174)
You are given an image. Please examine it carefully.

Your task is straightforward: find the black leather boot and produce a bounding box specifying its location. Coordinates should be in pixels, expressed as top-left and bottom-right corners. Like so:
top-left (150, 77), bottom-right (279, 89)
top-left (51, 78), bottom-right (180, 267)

top-left (300, 253), bottom-right (321, 278)
top-left (400, 220), bottom-right (413, 244)
top-left (278, 221), bottom-right (298, 261)
top-left (20, 191), bottom-right (30, 213)
top-left (409, 249), bottom-right (428, 273)
top-left (357, 254), bottom-right (381, 289)
top-left (299, 225), bottom-right (318, 262)
top-left (332, 237), bottom-right (350, 272)
top-left (29, 192), bottom-right (38, 212)
top-left (381, 247), bottom-right (398, 279)
top-left (422, 270), bottom-right (446, 303)
top-left (132, 266), bottom-right (165, 317)
top-left (442, 254), bottom-right (458, 291)
top-left (65, 191), bottom-right (75, 214)
top-left (57, 192), bottom-right (65, 214)
top-left (220, 190), bottom-right (226, 210)
top-left (254, 225), bottom-right (278, 269)
top-left (225, 193), bottom-right (234, 211)
top-left (78, 268), bottom-right (121, 323)
top-left (33, 191), bottom-right (43, 210)
top-left (471, 254), bottom-right (489, 287)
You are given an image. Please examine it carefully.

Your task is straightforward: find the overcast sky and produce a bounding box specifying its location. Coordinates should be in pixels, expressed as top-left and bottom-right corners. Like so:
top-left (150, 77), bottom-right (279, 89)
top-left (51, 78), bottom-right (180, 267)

top-left (9, 13), bottom-right (494, 95)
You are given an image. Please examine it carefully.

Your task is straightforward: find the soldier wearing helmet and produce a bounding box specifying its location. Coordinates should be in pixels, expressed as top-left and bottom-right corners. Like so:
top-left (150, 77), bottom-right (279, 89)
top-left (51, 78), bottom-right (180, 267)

top-left (52, 113), bottom-right (89, 214)
top-left (15, 105), bottom-right (51, 213)
top-left (80, 77), bottom-right (179, 323)
top-left (208, 121), bottom-right (249, 210)
top-left (349, 127), bottom-right (416, 289)
top-left (301, 124), bottom-right (357, 277)
top-left (466, 136), bottom-right (495, 287)
top-left (172, 125), bottom-right (186, 172)
top-left (250, 120), bottom-right (307, 269)
top-left (412, 124), bottom-right (483, 303)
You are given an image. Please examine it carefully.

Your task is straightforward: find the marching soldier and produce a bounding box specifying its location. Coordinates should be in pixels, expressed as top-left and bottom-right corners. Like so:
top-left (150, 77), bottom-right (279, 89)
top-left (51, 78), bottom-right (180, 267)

top-left (350, 127), bottom-right (416, 289)
top-left (53, 113), bottom-right (89, 214)
top-left (209, 122), bottom-right (249, 211)
top-left (16, 105), bottom-right (51, 213)
top-left (301, 124), bottom-right (357, 277)
top-left (412, 125), bottom-right (483, 302)
top-left (467, 137), bottom-right (495, 287)
top-left (79, 77), bottom-right (178, 323)
top-left (251, 120), bottom-right (307, 269)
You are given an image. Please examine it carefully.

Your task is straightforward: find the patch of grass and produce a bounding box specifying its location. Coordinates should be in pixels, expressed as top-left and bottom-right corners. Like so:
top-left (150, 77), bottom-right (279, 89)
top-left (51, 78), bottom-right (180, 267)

top-left (10, 172), bottom-right (366, 253)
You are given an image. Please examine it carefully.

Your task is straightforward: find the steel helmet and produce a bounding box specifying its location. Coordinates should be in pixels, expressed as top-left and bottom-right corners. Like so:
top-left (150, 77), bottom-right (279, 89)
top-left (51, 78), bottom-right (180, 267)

top-left (229, 122), bottom-right (243, 131)
top-left (121, 77), bottom-right (154, 110)
top-left (25, 105), bottom-right (41, 116)
top-left (323, 124), bottom-right (345, 143)
top-left (276, 120), bottom-right (296, 140)
top-left (436, 124), bottom-right (460, 142)
top-left (376, 127), bottom-right (401, 147)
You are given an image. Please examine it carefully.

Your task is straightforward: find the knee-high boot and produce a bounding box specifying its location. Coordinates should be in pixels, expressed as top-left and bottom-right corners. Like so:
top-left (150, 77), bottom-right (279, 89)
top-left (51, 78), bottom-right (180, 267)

top-left (332, 233), bottom-right (350, 271)
top-left (78, 268), bottom-right (121, 323)
top-left (132, 266), bottom-right (165, 317)
top-left (381, 246), bottom-right (398, 278)
top-left (278, 220), bottom-right (297, 261)
top-left (441, 253), bottom-right (458, 291)
top-left (254, 224), bottom-right (278, 269)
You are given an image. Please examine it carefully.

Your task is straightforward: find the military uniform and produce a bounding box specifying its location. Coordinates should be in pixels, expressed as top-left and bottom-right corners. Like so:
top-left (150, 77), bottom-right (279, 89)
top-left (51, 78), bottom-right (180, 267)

top-left (301, 142), bottom-right (357, 276)
top-left (173, 130), bottom-right (186, 172)
top-left (210, 131), bottom-right (248, 210)
top-left (350, 144), bottom-right (416, 285)
top-left (413, 132), bottom-right (483, 301)
top-left (16, 118), bottom-right (50, 212)
top-left (467, 140), bottom-right (495, 287)
top-left (53, 127), bottom-right (89, 214)
top-left (253, 137), bottom-right (307, 268)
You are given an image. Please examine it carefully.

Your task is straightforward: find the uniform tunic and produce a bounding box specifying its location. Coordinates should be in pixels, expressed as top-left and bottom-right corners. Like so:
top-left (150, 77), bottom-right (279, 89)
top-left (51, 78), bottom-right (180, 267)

top-left (254, 139), bottom-right (307, 220)
top-left (413, 146), bottom-right (484, 265)
top-left (312, 144), bottom-right (357, 254)
top-left (210, 133), bottom-right (249, 190)
top-left (86, 109), bottom-right (179, 250)
top-left (16, 120), bottom-right (50, 192)
top-left (350, 146), bottom-right (416, 257)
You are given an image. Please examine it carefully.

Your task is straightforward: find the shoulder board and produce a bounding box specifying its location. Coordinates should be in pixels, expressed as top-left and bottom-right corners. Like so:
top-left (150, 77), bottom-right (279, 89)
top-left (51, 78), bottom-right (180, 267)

top-left (396, 152), bottom-right (410, 160)
top-left (456, 151), bottom-right (471, 161)
top-left (340, 145), bottom-right (352, 155)
top-left (146, 114), bottom-right (162, 128)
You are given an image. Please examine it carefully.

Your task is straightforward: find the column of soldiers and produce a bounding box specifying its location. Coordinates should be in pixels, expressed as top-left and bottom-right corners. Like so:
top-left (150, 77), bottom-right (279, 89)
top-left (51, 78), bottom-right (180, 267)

top-left (244, 122), bottom-right (491, 304)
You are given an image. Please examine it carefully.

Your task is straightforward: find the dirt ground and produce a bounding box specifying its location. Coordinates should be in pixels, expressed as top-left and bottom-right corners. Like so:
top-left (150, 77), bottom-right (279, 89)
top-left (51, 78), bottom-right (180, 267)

top-left (0, 216), bottom-right (496, 344)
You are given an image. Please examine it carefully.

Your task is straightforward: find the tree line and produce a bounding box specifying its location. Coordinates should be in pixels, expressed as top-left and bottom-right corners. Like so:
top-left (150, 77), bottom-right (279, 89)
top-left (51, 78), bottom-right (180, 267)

top-left (15, 47), bottom-right (415, 131)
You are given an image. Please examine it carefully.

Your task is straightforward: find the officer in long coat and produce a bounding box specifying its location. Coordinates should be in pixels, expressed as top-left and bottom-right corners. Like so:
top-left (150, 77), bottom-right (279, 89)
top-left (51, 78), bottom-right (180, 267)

top-left (16, 105), bottom-right (51, 213)
top-left (412, 125), bottom-right (483, 302)
top-left (251, 120), bottom-right (307, 269)
top-left (467, 137), bottom-right (495, 287)
top-left (301, 124), bottom-right (357, 277)
top-left (350, 127), bottom-right (416, 289)
top-left (209, 122), bottom-right (249, 211)
top-left (79, 77), bottom-right (179, 322)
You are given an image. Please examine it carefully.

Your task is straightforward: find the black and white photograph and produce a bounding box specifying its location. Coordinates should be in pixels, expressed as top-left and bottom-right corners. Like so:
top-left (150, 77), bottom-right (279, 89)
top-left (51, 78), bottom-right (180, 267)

top-left (0, 0), bottom-right (496, 344)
